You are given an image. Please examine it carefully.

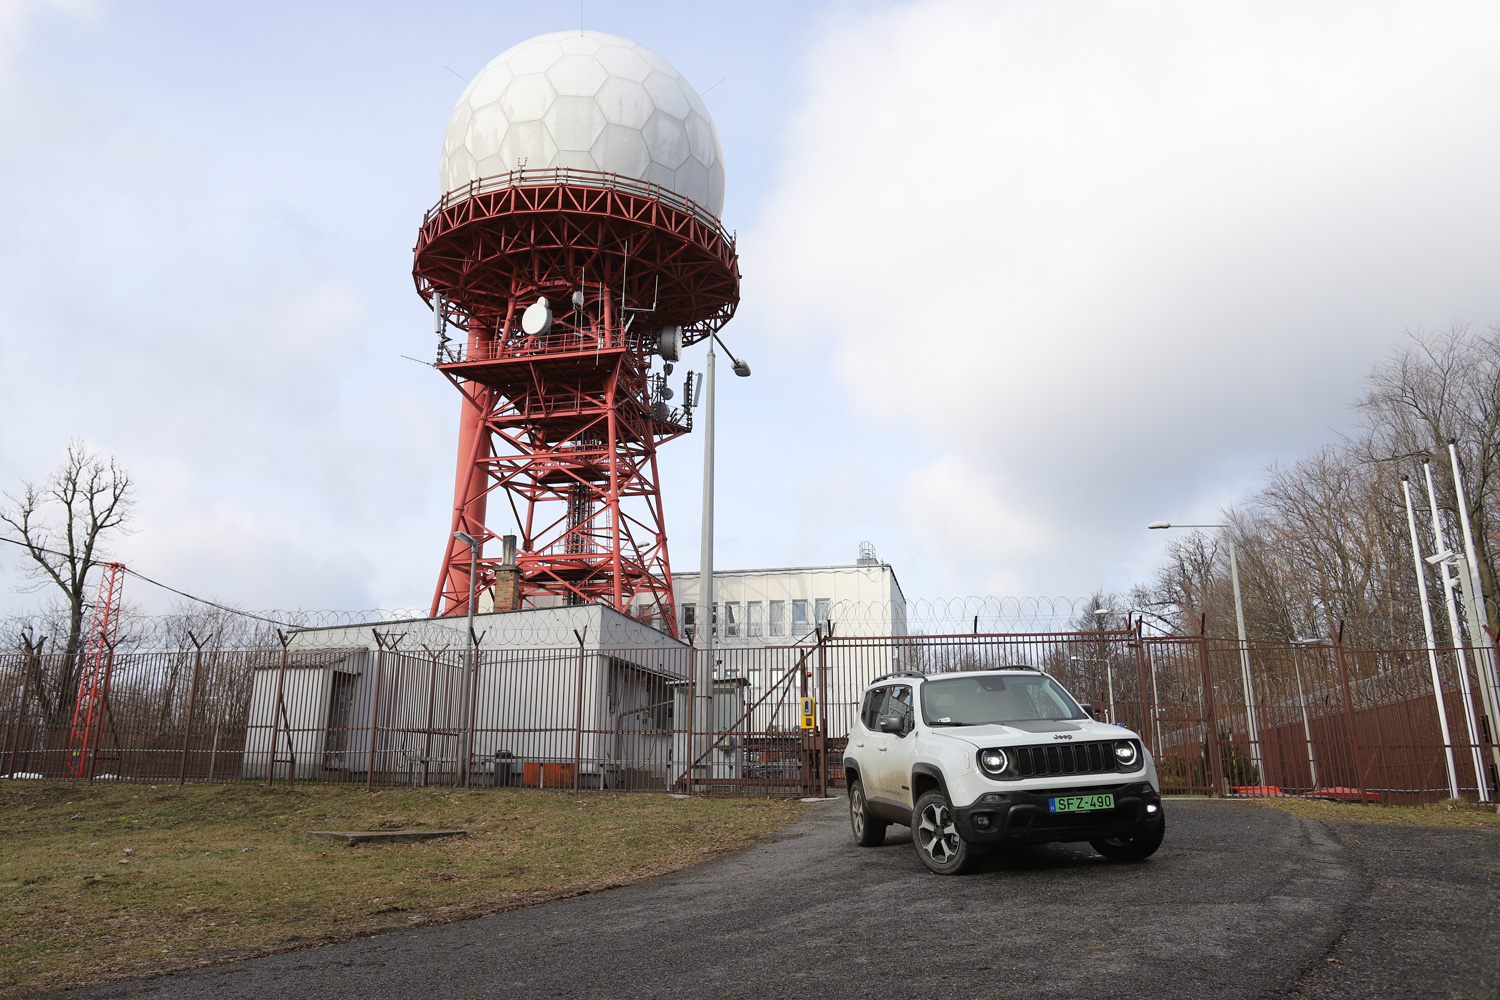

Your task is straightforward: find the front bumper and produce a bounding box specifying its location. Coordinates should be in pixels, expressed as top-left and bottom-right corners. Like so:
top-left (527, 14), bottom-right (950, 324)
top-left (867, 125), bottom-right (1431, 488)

top-left (952, 781), bottom-right (1162, 845)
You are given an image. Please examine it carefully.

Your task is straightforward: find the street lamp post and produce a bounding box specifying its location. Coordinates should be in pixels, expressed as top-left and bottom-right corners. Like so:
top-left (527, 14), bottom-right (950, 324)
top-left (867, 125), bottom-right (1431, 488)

top-left (453, 530), bottom-right (479, 787)
top-left (1149, 521), bottom-right (1263, 779)
top-left (694, 334), bottom-right (750, 785)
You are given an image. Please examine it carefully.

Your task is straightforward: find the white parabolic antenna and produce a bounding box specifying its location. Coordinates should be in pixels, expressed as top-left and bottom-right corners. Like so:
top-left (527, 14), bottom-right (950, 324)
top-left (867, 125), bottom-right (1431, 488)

top-left (441, 30), bottom-right (727, 219)
top-left (521, 297), bottom-right (553, 336)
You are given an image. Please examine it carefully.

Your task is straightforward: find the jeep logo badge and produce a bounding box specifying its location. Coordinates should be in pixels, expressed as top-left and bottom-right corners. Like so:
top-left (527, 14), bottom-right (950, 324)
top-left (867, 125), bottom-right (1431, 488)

top-left (1053, 734), bottom-right (1073, 740)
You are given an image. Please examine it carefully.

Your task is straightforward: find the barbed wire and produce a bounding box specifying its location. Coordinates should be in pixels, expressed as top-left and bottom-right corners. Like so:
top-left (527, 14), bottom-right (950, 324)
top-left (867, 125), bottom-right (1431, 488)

top-left (2, 533), bottom-right (1105, 648)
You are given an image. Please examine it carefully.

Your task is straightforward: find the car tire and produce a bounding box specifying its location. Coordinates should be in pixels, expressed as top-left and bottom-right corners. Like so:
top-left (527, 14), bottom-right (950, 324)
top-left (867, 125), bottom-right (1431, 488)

top-left (848, 779), bottom-right (887, 847)
top-left (1090, 809), bottom-right (1166, 862)
top-left (913, 790), bottom-right (975, 875)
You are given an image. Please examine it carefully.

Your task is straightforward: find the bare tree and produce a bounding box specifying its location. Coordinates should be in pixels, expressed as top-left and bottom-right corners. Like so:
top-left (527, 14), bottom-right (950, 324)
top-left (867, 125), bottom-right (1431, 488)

top-left (1358, 324), bottom-right (1500, 634)
top-left (1148, 530), bottom-right (1224, 635)
top-left (1140, 325), bottom-right (1499, 648)
top-left (1, 442), bottom-right (135, 724)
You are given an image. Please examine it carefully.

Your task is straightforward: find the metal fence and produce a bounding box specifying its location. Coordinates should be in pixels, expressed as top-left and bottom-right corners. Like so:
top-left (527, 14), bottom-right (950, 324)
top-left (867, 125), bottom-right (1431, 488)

top-left (3, 630), bottom-right (1496, 804)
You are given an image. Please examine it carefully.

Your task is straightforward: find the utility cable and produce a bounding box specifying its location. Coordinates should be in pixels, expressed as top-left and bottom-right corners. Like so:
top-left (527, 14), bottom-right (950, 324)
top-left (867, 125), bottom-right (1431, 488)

top-left (0, 534), bottom-right (298, 628)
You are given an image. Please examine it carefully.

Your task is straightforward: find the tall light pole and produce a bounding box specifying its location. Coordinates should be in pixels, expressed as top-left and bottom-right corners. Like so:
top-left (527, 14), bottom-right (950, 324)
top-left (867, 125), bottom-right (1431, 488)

top-left (1400, 476), bottom-right (1460, 799)
top-left (1445, 439), bottom-right (1500, 798)
top-left (694, 334), bottom-right (750, 783)
top-left (453, 529), bottom-right (479, 787)
top-left (1148, 520), bottom-right (1263, 778)
top-left (1424, 460), bottom-right (1489, 801)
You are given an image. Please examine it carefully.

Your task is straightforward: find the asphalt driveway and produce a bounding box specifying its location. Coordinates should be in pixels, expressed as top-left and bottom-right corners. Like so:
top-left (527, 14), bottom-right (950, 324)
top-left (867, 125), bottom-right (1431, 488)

top-left (35, 799), bottom-right (1499, 1000)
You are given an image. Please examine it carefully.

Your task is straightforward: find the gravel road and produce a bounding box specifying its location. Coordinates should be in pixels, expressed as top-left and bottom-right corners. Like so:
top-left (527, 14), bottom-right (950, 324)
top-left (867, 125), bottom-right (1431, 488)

top-left (34, 799), bottom-right (1499, 1000)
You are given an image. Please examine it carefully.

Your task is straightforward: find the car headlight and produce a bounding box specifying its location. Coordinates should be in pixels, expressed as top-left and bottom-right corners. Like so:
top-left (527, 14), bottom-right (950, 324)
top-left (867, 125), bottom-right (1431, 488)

top-left (978, 748), bottom-right (1009, 776)
top-left (1114, 740), bottom-right (1140, 768)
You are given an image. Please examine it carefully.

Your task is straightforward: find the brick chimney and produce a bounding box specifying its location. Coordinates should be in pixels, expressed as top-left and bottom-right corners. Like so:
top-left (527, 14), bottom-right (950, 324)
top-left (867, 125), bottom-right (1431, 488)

top-left (493, 534), bottom-right (521, 612)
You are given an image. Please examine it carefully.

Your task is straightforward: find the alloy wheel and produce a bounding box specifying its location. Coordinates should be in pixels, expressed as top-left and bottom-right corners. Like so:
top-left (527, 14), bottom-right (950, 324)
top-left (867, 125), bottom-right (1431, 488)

top-left (917, 800), bottom-right (959, 864)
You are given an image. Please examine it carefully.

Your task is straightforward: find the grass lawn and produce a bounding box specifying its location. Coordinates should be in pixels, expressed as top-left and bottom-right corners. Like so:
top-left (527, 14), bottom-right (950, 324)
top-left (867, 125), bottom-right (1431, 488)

top-left (1234, 795), bottom-right (1500, 830)
top-left (0, 781), bottom-right (808, 996)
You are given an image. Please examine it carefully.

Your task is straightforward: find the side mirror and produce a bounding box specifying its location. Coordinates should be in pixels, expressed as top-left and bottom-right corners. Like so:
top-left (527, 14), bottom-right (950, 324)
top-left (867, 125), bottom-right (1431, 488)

top-left (1081, 703), bottom-right (1098, 720)
top-left (878, 713), bottom-right (905, 734)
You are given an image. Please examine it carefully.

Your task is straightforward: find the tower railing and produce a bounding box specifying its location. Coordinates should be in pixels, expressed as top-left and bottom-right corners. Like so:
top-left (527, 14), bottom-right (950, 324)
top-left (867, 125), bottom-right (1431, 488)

top-left (423, 166), bottom-right (731, 239)
top-left (438, 326), bottom-right (631, 365)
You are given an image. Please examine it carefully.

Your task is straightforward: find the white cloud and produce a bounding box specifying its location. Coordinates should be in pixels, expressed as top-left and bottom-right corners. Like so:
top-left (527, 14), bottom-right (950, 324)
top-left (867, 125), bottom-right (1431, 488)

top-left (742, 0), bottom-right (1500, 596)
top-left (0, 0), bottom-right (96, 88)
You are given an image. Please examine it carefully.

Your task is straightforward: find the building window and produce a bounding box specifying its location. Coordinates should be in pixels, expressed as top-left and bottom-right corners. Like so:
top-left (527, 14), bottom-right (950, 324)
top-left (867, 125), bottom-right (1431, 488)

top-left (746, 602), bottom-right (763, 637)
top-left (769, 600), bottom-right (786, 637)
top-left (725, 602), bottom-right (740, 638)
top-left (682, 604), bottom-right (696, 636)
top-left (793, 600), bottom-right (810, 636)
top-left (814, 599), bottom-right (830, 629)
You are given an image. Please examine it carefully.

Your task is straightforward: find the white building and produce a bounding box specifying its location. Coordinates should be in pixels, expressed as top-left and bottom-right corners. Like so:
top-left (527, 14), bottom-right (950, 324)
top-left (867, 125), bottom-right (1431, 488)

top-left (668, 543), bottom-right (908, 646)
top-left (244, 605), bottom-right (699, 789)
top-left (240, 549), bottom-right (907, 790)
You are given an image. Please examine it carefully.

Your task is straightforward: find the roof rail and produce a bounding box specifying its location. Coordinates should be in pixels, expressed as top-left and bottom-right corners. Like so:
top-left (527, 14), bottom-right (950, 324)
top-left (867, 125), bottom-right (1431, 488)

top-left (987, 664), bottom-right (1042, 672)
top-left (869, 670), bottom-right (926, 685)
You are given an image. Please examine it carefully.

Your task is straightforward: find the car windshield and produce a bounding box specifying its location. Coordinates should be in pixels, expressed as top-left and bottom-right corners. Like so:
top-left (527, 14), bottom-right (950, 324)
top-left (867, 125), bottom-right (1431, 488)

top-left (920, 673), bottom-right (1087, 726)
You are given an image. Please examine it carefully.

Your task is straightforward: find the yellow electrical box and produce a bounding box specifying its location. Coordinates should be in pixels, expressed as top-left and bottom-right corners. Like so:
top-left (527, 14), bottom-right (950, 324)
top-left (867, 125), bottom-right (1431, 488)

top-left (800, 696), bottom-right (816, 729)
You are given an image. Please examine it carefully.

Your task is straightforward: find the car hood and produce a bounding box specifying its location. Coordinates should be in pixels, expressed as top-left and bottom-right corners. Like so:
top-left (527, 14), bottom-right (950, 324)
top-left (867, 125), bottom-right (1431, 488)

top-left (929, 719), bottom-right (1138, 748)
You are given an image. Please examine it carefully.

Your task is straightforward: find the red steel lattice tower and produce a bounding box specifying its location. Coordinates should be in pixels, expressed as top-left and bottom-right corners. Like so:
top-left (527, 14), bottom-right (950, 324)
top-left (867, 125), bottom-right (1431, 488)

top-left (416, 32), bottom-right (738, 630)
top-left (67, 561), bottom-right (124, 778)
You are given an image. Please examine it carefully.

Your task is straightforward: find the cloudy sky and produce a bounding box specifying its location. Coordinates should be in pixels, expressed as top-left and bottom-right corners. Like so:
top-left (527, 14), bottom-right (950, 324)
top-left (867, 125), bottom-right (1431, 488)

top-left (2, 0), bottom-right (1499, 619)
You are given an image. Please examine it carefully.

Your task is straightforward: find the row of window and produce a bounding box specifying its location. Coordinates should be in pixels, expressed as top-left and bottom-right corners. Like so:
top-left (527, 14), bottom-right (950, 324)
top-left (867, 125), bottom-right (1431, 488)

top-left (682, 599), bottom-right (832, 638)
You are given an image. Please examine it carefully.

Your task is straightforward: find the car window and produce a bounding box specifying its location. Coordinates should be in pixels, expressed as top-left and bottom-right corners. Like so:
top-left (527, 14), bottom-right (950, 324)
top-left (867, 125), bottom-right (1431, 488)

top-left (859, 687), bottom-right (888, 730)
top-left (920, 674), bottom-right (1086, 725)
top-left (887, 685), bottom-right (913, 725)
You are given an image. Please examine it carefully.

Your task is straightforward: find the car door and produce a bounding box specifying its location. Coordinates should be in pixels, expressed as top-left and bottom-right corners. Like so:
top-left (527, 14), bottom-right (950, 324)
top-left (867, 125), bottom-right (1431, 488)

top-left (875, 684), bottom-right (917, 809)
top-left (852, 686), bottom-right (896, 806)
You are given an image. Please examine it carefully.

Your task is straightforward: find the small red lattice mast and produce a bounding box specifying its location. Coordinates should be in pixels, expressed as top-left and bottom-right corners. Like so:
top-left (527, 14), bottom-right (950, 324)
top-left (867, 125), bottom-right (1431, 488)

top-left (67, 561), bottom-right (124, 778)
top-left (416, 31), bottom-right (738, 632)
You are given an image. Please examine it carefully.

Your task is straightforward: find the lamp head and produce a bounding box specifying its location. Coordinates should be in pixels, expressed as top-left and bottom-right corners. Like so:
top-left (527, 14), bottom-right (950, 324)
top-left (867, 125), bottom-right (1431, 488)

top-left (1147, 521), bottom-right (1171, 529)
top-left (453, 531), bottom-right (478, 550)
top-left (731, 359), bottom-right (751, 377)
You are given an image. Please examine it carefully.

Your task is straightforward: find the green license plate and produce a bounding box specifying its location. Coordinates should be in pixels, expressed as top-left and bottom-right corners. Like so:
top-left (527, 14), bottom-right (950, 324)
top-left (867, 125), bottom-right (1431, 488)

top-left (1048, 793), bottom-right (1114, 814)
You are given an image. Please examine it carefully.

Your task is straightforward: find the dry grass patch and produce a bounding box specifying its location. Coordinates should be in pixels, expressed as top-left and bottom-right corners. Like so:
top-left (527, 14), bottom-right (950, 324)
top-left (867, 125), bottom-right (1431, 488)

top-left (0, 781), bottom-right (807, 996)
top-left (1235, 795), bottom-right (1500, 830)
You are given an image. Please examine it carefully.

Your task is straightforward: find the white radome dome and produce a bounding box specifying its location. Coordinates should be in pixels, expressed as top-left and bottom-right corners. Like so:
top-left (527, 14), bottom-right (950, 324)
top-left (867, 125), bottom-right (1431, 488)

top-left (441, 30), bottom-right (726, 219)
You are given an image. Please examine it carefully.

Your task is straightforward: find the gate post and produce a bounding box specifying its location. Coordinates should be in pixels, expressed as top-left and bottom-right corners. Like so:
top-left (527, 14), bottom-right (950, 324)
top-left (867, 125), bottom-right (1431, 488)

top-left (267, 632), bottom-right (295, 786)
top-left (1197, 633), bottom-right (1226, 797)
top-left (366, 632), bottom-right (388, 792)
top-left (816, 627), bottom-right (829, 798)
top-left (5, 639), bottom-right (41, 778)
top-left (1132, 622), bottom-right (1153, 756)
top-left (177, 634), bottom-right (204, 785)
top-left (573, 628), bottom-right (587, 793)
top-left (800, 636), bottom-right (812, 799)
top-left (1331, 625), bottom-right (1368, 804)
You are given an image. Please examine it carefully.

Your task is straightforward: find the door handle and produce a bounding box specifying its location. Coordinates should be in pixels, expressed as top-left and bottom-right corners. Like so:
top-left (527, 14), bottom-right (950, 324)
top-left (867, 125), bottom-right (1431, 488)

top-left (877, 746), bottom-right (887, 752)
top-left (855, 742), bottom-right (864, 748)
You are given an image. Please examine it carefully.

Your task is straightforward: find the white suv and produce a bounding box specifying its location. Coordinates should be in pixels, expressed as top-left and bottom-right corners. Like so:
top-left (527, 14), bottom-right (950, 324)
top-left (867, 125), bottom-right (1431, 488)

top-left (843, 666), bottom-right (1165, 874)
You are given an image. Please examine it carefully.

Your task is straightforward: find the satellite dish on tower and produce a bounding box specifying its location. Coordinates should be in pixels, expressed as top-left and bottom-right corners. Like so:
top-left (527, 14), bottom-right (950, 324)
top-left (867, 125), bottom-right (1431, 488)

top-left (658, 325), bottom-right (682, 361)
top-left (521, 298), bottom-right (553, 336)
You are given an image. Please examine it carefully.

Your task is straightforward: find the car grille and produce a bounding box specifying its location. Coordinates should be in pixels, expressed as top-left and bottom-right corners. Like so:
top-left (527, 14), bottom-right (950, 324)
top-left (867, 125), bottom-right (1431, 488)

top-left (1013, 741), bottom-right (1121, 777)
